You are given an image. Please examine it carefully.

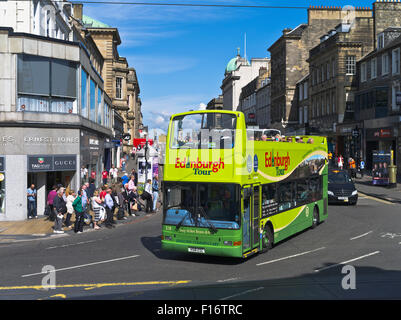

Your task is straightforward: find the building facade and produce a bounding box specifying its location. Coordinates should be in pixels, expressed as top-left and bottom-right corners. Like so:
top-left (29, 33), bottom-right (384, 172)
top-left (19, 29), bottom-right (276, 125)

top-left (308, 17), bottom-right (374, 155)
top-left (268, 6), bottom-right (372, 133)
top-left (221, 51), bottom-right (269, 113)
top-left (355, 27), bottom-right (401, 173)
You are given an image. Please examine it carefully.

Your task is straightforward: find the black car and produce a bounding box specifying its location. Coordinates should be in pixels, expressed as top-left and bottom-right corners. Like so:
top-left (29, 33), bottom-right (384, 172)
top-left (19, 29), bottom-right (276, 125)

top-left (328, 169), bottom-right (358, 205)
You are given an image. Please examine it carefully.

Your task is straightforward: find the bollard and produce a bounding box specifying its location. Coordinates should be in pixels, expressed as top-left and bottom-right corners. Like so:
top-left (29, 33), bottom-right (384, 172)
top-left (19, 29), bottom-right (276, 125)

top-left (388, 165), bottom-right (397, 188)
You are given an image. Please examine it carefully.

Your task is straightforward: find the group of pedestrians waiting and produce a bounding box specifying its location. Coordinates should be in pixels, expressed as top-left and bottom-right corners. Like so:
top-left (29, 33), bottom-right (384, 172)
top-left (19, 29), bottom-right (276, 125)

top-left (39, 167), bottom-right (160, 234)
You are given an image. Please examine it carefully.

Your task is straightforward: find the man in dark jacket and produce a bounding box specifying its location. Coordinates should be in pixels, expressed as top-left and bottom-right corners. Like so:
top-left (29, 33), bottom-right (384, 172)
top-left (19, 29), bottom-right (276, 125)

top-left (53, 188), bottom-right (67, 234)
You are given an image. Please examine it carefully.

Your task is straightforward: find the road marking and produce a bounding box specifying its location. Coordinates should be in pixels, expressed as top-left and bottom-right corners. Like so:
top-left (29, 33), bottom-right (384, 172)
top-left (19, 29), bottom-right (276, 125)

top-left (217, 278), bottom-right (239, 283)
top-left (314, 251), bottom-right (380, 272)
top-left (358, 192), bottom-right (394, 205)
top-left (256, 247), bottom-right (326, 266)
top-left (350, 231), bottom-right (373, 241)
top-left (46, 239), bottom-right (99, 250)
top-left (0, 280), bottom-right (191, 291)
top-left (21, 254), bottom-right (140, 278)
top-left (220, 287), bottom-right (264, 300)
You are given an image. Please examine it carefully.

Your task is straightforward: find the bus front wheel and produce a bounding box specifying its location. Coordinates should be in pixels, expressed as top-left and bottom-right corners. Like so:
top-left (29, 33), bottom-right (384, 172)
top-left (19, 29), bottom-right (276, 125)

top-left (261, 225), bottom-right (274, 253)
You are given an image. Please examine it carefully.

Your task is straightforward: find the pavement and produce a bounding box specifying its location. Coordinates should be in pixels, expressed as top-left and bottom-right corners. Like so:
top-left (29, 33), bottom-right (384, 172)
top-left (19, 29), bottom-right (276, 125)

top-left (354, 174), bottom-right (401, 203)
top-left (0, 155), bottom-right (161, 243)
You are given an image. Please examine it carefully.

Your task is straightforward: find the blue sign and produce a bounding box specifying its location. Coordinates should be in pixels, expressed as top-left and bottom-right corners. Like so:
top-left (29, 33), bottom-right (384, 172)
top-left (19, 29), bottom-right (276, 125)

top-left (254, 154), bottom-right (258, 173)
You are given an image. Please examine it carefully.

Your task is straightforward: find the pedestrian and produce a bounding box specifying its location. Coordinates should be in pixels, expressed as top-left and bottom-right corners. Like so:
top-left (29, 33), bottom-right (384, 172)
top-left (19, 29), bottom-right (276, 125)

top-left (152, 176), bottom-right (159, 213)
top-left (131, 168), bottom-right (138, 186)
top-left (338, 154), bottom-right (344, 170)
top-left (65, 189), bottom-right (76, 229)
top-left (131, 146), bottom-right (137, 161)
top-left (110, 165), bottom-right (118, 183)
top-left (72, 191), bottom-right (84, 233)
top-left (81, 166), bottom-right (88, 185)
top-left (123, 183), bottom-right (134, 216)
top-left (115, 183), bottom-right (127, 220)
top-left (53, 187), bottom-right (67, 234)
top-left (121, 158), bottom-right (126, 172)
top-left (359, 159), bottom-right (365, 178)
top-left (104, 188), bottom-right (115, 228)
top-left (27, 184), bottom-right (37, 219)
top-left (91, 190), bottom-right (104, 230)
top-left (101, 168), bottom-right (109, 185)
top-left (142, 179), bottom-right (153, 213)
top-left (87, 179), bottom-right (96, 199)
top-left (46, 185), bottom-right (58, 219)
top-left (121, 171), bottom-right (130, 186)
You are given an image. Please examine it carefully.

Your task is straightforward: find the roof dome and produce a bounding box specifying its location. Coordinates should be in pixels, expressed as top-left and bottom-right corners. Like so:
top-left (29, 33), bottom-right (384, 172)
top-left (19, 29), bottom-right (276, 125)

top-left (225, 56), bottom-right (238, 73)
top-left (82, 15), bottom-right (111, 28)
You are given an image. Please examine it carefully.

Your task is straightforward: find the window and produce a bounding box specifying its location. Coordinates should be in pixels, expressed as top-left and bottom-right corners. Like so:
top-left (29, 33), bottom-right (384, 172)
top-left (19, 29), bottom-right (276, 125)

top-left (299, 107), bottom-right (303, 124)
top-left (299, 84), bottom-right (303, 101)
top-left (116, 77), bottom-right (123, 99)
top-left (378, 33), bottom-right (385, 49)
top-left (261, 184), bottom-right (278, 218)
top-left (392, 84), bottom-right (400, 112)
top-left (346, 55), bottom-right (356, 75)
top-left (278, 182), bottom-right (295, 212)
top-left (303, 106), bottom-right (308, 123)
top-left (81, 69), bottom-right (88, 118)
top-left (309, 177), bottom-right (322, 202)
top-left (321, 65), bottom-right (325, 82)
top-left (97, 87), bottom-right (102, 124)
top-left (327, 62), bottom-right (330, 80)
top-left (382, 53), bottom-right (390, 75)
top-left (304, 81), bottom-right (308, 99)
top-left (392, 48), bottom-right (400, 75)
top-left (297, 180), bottom-right (309, 205)
top-left (332, 92), bottom-right (336, 113)
top-left (332, 59), bottom-right (336, 78)
top-left (89, 79), bottom-right (96, 122)
top-left (326, 94), bottom-right (330, 115)
top-left (371, 58), bottom-right (377, 79)
top-left (17, 54), bottom-right (77, 113)
top-left (361, 62), bottom-right (367, 82)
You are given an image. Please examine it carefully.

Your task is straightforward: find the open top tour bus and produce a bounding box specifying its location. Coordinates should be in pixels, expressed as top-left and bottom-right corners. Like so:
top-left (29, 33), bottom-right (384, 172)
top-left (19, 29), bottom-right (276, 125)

top-left (161, 110), bottom-right (328, 258)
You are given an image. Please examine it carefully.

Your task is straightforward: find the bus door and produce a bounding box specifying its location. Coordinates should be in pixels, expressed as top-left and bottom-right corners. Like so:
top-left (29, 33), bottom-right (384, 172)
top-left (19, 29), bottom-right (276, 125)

top-left (252, 184), bottom-right (261, 249)
top-left (242, 184), bottom-right (261, 254)
top-left (242, 186), bottom-right (252, 253)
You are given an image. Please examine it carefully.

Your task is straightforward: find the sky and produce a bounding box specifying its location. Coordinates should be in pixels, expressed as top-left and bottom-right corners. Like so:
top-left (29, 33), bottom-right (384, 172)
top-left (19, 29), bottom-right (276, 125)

top-left (82, 0), bottom-right (375, 138)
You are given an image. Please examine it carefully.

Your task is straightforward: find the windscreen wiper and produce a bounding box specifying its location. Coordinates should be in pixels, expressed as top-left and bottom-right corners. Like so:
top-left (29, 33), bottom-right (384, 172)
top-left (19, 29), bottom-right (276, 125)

top-left (166, 204), bottom-right (195, 231)
top-left (197, 206), bottom-right (217, 234)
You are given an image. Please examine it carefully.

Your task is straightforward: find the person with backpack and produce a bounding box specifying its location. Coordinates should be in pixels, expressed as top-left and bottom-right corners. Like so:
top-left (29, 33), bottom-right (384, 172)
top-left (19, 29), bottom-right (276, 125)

top-left (53, 188), bottom-right (67, 234)
top-left (72, 191), bottom-right (84, 233)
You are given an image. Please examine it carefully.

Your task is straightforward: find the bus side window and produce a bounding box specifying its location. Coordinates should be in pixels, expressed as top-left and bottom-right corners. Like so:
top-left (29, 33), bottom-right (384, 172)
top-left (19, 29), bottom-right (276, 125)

top-left (297, 179), bottom-right (309, 205)
top-left (278, 182), bottom-right (293, 212)
top-left (309, 177), bottom-right (322, 201)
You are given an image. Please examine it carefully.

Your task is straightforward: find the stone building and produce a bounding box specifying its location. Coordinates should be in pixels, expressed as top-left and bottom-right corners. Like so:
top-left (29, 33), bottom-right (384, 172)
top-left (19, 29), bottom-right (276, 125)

top-left (238, 67), bottom-right (271, 128)
top-left (308, 16), bottom-right (375, 156)
top-left (206, 95), bottom-right (223, 110)
top-left (355, 27), bottom-right (401, 173)
top-left (221, 50), bottom-right (269, 113)
top-left (0, 1), bottom-right (114, 220)
top-left (268, 6), bottom-right (372, 133)
top-left (74, 6), bottom-right (142, 162)
top-left (294, 74), bottom-right (310, 135)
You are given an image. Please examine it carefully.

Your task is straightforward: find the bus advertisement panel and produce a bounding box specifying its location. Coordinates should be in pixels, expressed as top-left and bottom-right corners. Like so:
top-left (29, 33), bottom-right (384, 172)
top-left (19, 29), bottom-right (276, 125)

top-left (161, 111), bottom-right (328, 259)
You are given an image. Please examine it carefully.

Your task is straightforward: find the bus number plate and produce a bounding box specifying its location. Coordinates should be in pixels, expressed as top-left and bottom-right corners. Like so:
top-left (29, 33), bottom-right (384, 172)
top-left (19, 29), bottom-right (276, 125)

top-left (188, 247), bottom-right (205, 254)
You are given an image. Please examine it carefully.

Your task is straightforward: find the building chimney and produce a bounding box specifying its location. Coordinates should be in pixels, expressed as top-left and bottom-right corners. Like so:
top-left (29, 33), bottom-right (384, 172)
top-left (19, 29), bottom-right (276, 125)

top-left (73, 3), bottom-right (83, 21)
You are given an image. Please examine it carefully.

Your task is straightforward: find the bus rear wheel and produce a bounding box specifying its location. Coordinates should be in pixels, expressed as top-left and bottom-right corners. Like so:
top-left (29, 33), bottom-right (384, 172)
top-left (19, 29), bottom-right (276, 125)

top-left (311, 206), bottom-right (320, 229)
top-left (261, 225), bottom-right (274, 253)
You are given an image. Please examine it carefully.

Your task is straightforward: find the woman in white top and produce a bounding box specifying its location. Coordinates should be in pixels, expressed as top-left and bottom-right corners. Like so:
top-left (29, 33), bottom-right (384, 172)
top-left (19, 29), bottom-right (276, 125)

top-left (65, 190), bottom-right (76, 229)
top-left (92, 190), bottom-right (104, 230)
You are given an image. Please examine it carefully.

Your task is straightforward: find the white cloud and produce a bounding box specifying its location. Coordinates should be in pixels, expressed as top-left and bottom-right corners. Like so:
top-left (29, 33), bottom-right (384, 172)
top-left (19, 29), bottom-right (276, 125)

top-left (198, 103), bottom-right (207, 110)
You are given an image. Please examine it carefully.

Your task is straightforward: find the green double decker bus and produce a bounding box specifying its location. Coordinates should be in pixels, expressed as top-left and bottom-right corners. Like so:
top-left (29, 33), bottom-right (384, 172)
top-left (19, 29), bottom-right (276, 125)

top-left (161, 110), bottom-right (328, 258)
